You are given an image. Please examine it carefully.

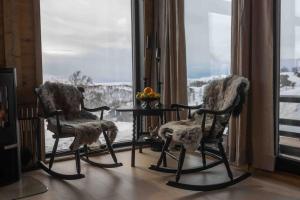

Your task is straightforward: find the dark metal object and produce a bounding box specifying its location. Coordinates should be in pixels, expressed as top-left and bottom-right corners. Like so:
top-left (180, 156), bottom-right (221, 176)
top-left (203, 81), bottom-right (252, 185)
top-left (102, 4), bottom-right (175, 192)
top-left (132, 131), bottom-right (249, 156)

top-left (279, 118), bottom-right (300, 127)
top-left (150, 89), bottom-right (251, 191)
top-left (34, 86), bottom-right (122, 180)
top-left (274, 0), bottom-right (281, 160)
top-left (116, 105), bottom-right (177, 167)
top-left (276, 155), bottom-right (300, 176)
top-left (0, 68), bottom-right (21, 186)
top-left (277, 95), bottom-right (300, 170)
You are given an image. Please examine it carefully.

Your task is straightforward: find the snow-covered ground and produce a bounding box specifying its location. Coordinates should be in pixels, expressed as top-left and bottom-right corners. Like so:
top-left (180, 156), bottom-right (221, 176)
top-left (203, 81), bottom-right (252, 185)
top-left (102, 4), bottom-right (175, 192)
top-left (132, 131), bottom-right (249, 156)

top-left (280, 72), bottom-right (300, 119)
top-left (279, 72), bottom-right (300, 134)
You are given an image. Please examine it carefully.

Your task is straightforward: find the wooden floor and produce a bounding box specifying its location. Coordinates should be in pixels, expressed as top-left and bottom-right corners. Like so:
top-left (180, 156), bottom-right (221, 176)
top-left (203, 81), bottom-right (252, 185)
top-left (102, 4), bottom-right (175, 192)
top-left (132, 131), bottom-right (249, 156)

top-left (24, 149), bottom-right (300, 200)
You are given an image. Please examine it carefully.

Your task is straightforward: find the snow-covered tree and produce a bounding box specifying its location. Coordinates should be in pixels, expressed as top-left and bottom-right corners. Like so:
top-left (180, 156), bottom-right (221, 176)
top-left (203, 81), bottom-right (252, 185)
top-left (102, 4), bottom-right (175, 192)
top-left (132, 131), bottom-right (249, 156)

top-left (69, 70), bottom-right (93, 86)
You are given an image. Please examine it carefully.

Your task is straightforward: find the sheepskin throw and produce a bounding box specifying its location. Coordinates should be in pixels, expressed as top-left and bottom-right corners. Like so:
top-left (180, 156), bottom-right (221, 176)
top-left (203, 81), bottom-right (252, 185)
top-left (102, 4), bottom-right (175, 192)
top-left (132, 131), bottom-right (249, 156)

top-left (159, 75), bottom-right (249, 151)
top-left (36, 81), bottom-right (83, 119)
top-left (37, 82), bottom-right (118, 150)
top-left (47, 114), bottom-right (118, 151)
top-left (202, 75), bottom-right (249, 111)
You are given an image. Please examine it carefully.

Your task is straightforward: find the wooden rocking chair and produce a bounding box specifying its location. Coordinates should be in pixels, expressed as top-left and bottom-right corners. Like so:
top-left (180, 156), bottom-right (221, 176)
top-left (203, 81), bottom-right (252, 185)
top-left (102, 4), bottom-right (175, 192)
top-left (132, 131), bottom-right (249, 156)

top-left (149, 75), bottom-right (251, 191)
top-left (35, 82), bottom-right (122, 180)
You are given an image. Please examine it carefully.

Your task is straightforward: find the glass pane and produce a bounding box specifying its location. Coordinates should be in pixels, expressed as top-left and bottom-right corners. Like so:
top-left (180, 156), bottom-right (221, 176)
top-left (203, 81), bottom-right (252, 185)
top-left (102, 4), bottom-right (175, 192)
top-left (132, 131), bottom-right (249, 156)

top-left (185, 0), bottom-right (231, 106)
top-left (280, 0), bottom-right (300, 159)
top-left (40, 0), bottom-right (132, 152)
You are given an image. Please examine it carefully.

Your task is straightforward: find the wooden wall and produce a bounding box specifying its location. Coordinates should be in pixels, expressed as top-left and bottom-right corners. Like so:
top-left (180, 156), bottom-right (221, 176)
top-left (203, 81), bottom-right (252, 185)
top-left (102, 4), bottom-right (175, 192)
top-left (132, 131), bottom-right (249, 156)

top-left (0, 0), bottom-right (43, 168)
top-left (0, 0), bottom-right (42, 104)
top-left (0, 1), bottom-right (4, 65)
top-left (144, 0), bottom-right (154, 85)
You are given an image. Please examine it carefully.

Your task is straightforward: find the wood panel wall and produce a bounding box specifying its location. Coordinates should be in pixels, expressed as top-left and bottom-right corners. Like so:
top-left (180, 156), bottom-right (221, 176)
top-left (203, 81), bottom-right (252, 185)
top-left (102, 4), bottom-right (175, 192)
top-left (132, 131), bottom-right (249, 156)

top-left (0, 0), bottom-right (43, 168)
top-left (0, 0), bottom-right (42, 104)
top-left (0, 1), bottom-right (5, 65)
top-left (144, 0), bottom-right (155, 86)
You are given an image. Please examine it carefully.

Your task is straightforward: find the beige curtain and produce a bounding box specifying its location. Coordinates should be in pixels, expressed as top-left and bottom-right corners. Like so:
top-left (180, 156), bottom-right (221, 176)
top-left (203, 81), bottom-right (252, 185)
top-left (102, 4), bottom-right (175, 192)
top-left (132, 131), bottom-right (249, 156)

top-left (160, 0), bottom-right (187, 115)
top-left (229, 0), bottom-right (275, 171)
top-left (154, 0), bottom-right (188, 120)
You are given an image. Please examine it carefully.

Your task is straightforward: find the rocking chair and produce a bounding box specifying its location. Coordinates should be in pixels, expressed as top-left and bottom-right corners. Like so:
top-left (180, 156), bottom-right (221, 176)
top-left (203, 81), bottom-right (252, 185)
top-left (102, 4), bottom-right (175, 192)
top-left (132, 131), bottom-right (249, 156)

top-left (35, 82), bottom-right (122, 180)
top-left (149, 75), bottom-right (251, 191)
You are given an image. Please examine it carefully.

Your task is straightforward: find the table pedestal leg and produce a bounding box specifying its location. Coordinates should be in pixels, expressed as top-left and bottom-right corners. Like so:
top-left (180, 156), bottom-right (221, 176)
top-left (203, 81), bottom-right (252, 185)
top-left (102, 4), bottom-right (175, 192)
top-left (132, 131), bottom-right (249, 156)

top-left (139, 115), bottom-right (143, 153)
top-left (132, 114), bottom-right (136, 167)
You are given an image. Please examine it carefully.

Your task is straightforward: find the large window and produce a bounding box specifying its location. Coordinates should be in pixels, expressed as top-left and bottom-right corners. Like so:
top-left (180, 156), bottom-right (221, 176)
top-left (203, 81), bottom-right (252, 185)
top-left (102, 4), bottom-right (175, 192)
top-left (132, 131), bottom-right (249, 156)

top-left (279, 0), bottom-right (300, 161)
top-left (185, 0), bottom-right (231, 105)
top-left (40, 0), bottom-right (133, 152)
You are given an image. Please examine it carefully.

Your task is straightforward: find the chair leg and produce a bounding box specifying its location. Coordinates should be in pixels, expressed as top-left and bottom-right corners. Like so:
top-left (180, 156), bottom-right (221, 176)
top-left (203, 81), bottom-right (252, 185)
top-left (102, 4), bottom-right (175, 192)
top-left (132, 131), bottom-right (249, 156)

top-left (156, 136), bottom-right (172, 167)
top-left (75, 150), bottom-right (81, 174)
top-left (49, 138), bottom-right (59, 169)
top-left (200, 141), bottom-right (206, 167)
top-left (163, 154), bottom-right (167, 167)
top-left (84, 145), bottom-right (89, 159)
top-left (176, 145), bottom-right (186, 182)
top-left (103, 131), bottom-right (118, 163)
top-left (218, 143), bottom-right (233, 180)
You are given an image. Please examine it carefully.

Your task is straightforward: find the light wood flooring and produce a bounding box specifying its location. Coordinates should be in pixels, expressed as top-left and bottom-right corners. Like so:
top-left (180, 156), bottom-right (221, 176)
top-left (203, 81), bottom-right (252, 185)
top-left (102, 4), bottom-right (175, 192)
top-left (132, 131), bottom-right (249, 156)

top-left (23, 149), bottom-right (300, 200)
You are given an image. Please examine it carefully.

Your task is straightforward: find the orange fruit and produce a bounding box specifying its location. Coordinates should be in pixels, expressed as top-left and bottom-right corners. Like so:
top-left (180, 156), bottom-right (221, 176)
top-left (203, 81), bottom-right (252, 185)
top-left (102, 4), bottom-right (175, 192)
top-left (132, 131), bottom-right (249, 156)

top-left (0, 110), bottom-right (5, 120)
top-left (149, 91), bottom-right (155, 97)
top-left (143, 87), bottom-right (153, 94)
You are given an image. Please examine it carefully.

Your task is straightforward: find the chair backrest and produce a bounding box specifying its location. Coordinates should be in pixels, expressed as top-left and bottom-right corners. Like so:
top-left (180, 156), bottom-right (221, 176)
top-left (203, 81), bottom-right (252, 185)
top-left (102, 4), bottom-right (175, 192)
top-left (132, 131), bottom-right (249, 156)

top-left (200, 75), bottom-right (250, 139)
top-left (202, 75), bottom-right (249, 115)
top-left (35, 82), bottom-right (84, 119)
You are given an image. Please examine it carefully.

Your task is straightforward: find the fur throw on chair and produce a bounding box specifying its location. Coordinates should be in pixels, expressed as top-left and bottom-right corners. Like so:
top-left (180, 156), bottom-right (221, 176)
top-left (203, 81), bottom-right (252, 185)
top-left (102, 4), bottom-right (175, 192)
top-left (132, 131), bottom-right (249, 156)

top-left (202, 75), bottom-right (249, 114)
top-left (159, 75), bottom-right (249, 151)
top-left (37, 82), bottom-right (118, 150)
top-left (37, 81), bottom-right (83, 119)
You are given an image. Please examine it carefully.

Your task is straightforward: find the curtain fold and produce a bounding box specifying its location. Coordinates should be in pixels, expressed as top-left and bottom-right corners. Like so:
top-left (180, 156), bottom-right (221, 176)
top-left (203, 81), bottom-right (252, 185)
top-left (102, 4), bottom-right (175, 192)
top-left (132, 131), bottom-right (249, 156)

top-left (146, 0), bottom-right (187, 121)
top-left (161, 0), bottom-right (187, 116)
top-left (229, 0), bottom-right (275, 171)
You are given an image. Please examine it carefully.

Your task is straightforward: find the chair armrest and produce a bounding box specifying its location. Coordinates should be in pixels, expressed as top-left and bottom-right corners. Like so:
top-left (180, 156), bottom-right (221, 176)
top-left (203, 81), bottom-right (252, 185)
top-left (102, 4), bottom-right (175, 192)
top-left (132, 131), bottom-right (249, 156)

top-left (83, 106), bottom-right (110, 120)
top-left (38, 110), bottom-right (63, 119)
top-left (171, 104), bottom-right (203, 120)
top-left (83, 106), bottom-right (110, 112)
top-left (171, 104), bottom-right (202, 110)
top-left (46, 110), bottom-right (63, 117)
top-left (196, 105), bottom-right (234, 115)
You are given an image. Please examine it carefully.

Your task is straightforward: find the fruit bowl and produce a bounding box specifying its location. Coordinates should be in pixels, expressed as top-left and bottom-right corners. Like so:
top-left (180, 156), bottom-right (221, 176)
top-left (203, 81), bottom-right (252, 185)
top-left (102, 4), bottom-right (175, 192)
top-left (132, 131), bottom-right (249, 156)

top-left (136, 87), bottom-right (160, 109)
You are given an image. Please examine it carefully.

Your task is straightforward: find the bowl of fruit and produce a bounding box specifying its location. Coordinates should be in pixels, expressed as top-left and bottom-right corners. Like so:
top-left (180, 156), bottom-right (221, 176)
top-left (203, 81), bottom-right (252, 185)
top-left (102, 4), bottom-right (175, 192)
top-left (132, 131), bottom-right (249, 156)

top-left (136, 87), bottom-right (160, 109)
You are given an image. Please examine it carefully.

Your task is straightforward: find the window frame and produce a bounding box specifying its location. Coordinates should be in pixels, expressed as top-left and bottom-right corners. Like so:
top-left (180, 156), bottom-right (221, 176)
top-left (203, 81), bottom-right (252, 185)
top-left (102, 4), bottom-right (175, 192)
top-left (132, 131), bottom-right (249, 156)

top-left (275, 0), bottom-right (300, 175)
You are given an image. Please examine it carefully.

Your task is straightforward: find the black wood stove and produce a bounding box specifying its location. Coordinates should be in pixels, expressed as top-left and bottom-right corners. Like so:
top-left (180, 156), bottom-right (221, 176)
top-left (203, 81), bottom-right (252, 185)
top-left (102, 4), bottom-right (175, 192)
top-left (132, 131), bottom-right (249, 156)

top-left (0, 68), bottom-right (21, 186)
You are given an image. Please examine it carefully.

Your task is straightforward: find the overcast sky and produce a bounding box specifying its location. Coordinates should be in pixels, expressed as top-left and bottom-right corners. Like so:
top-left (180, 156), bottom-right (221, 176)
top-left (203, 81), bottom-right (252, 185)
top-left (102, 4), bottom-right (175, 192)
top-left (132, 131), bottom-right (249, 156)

top-left (41, 0), bottom-right (231, 82)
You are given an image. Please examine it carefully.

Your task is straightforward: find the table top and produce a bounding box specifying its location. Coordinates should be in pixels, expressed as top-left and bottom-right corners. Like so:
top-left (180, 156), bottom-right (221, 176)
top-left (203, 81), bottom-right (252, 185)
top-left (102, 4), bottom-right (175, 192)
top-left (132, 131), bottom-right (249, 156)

top-left (116, 105), bottom-right (177, 112)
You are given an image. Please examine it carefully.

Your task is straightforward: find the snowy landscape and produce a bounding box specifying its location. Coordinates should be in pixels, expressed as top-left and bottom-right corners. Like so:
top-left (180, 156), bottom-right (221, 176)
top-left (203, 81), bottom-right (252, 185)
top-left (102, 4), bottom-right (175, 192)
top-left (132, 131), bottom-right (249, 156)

top-left (44, 72), bottom-right (228, 152)
top-left (44, 70), bottom-right (300, 152)
top-left (279, 71), bottom-right (300, 134)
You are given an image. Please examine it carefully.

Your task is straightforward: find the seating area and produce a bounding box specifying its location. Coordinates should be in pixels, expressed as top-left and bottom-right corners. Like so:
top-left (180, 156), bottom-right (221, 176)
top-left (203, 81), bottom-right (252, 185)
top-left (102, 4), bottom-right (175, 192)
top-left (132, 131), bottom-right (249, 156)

top-left (1, 0), bottom-right (300, 200)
